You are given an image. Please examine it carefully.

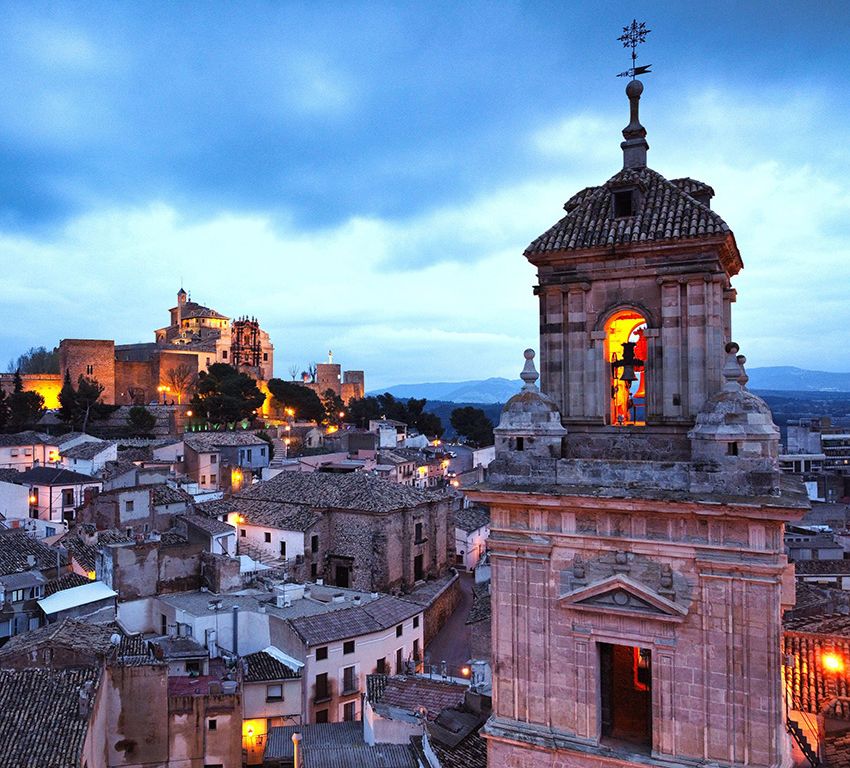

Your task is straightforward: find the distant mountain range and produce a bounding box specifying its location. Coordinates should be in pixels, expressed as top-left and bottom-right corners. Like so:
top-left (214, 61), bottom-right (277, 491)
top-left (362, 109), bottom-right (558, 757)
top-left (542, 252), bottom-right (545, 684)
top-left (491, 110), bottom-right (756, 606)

top-left (370, 367), bottom-right (850, 403)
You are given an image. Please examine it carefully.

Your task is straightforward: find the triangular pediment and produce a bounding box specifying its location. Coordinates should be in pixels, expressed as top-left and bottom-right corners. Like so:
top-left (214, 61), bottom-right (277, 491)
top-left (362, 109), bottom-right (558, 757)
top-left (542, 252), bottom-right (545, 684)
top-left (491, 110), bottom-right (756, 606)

top-left (560, 574), bottom-right (688, 623)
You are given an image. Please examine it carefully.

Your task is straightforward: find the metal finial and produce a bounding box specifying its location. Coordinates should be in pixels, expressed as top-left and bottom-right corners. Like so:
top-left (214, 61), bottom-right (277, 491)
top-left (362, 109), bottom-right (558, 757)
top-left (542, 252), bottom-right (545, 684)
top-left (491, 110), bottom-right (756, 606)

top-left (616, 19), bottom-right (652, 80)
top-left (520, 348), bottom-right (539, 390)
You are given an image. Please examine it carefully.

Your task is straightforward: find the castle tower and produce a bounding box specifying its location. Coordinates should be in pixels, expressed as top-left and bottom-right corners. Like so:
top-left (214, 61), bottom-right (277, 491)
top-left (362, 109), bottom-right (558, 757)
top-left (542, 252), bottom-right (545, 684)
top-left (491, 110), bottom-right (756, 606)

top-left (468, 75), bottom-right (807, 768)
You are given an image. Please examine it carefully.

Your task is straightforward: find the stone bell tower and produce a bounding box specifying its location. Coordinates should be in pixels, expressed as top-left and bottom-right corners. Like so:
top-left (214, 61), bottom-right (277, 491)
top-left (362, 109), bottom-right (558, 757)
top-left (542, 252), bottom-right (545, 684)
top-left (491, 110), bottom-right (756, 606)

top-left (468, 74), bottom-right (808, 768)
top-left (528, 73), bottom-right (742, 461)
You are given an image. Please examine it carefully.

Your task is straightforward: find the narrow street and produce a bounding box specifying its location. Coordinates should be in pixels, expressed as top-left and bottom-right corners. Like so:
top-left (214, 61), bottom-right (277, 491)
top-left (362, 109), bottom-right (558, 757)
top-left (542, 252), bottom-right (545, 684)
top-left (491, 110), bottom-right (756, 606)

top-left (424, 571), bottom-right (474, 676)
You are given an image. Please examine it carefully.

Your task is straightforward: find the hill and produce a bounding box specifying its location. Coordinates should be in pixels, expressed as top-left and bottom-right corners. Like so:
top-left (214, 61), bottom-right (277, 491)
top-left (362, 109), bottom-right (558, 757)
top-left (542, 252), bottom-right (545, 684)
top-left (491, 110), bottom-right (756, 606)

top-left (371, 367), bottom-right (850, 404)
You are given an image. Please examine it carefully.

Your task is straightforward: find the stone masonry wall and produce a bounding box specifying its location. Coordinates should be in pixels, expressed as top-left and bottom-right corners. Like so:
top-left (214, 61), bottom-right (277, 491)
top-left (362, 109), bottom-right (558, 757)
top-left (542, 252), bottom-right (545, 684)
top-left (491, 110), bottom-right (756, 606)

top-left (59, 339), bottom-right (116, 404)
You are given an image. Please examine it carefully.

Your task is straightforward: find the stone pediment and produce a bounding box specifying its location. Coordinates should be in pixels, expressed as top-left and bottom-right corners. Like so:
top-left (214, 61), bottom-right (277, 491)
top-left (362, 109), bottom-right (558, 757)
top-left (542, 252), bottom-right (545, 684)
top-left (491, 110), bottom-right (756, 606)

top-left (559, 574), bottom-right (688, 623)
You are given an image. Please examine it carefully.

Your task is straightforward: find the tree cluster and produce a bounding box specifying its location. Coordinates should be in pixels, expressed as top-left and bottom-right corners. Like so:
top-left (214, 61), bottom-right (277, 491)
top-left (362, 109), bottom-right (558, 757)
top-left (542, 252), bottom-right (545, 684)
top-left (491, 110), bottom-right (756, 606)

top-left (266, 379), bottom-right (324, 423)
top-left (190, 363), bottom-right (265, 428)
top-left (346, 393), bottom-right (443, 437)
top-left (449, 406), bottom-right (494, 446)
top-left (7, 346), bottom-right (59, 375)
top-left (127, 405), bottom-right (157, 435)
top-left (58, 371), bottom-right (117, 432)
top-left (0, 372), bottom-right (46, 432)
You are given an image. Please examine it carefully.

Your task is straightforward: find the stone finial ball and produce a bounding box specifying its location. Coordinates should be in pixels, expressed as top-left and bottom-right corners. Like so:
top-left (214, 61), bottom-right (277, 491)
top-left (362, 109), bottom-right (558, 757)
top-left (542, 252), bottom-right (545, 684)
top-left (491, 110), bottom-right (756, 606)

top-left (725, 341), bottom-right (740, 354)
top-left (737, 354), bottom-right (747, 366)
top-left (524, 348), bottom-right (535, 360)
top-left (626, 79), bottom-right (644, 98)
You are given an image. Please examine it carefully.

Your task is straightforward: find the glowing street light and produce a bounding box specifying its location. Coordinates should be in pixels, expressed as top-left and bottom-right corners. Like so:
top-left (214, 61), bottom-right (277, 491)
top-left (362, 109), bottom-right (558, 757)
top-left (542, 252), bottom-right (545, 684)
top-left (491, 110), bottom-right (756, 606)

top-left (823, 652), bottom-right (844, 674)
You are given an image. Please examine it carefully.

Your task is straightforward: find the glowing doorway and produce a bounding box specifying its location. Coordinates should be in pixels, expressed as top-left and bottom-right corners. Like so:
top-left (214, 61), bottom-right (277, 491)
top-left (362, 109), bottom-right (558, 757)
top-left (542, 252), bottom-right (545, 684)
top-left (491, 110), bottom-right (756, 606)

top-left (605, 310), bottom-right (647, 426)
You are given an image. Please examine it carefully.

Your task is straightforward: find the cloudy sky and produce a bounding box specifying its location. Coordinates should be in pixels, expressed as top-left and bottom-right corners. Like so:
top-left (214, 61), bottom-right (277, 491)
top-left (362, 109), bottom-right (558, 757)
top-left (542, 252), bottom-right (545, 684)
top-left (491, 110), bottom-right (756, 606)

top-left (1, 1), bottom-right (847, 389)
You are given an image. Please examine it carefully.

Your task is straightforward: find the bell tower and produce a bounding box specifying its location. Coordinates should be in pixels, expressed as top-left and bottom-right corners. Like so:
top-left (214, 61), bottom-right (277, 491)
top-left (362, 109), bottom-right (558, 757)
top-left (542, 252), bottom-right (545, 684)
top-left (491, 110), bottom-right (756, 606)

top-left (469, 25), bottom-right (808, 768)
top-left (527, 63), bottom-right (741, 460)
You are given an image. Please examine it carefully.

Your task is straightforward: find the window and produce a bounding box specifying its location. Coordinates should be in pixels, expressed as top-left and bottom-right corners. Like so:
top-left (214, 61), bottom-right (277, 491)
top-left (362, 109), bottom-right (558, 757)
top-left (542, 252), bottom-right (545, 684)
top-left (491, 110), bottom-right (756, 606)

top-left (343, 701), bottom-right (356, 721)
top-left (413, 639), bottom-right (420, 661)
top-left (613, 189), bottom-right (635, 218)
top-left (343, 665), bottom-right (357, 693)
top-left (62, 489), bottom-right (74, 507)
top-left (311, 563), bottom-right (318, 579)
top-left (280, 541), bottom-right (287, 558)
top-left (240, 529), bottom-right (246, 538)
top-left (210, 455), bottom-right (217, 465)
top-left (343, 641), bottom-right (355, 655)
top-left (266, 684), bottom-right (283, 701)
top-left (247, 449), bottom-right (252, 462)
top-left (315, 709), bottom-right (329, 724)
top-left (86, 364), bottom-right (94, 375)
top-left (516, 436), bottom-right (524, 451)
top-left (208, 719), bottom-right (217, 731)
top-left (316, 646), bottom-right (328, 661)
top-left (186, 660), bottom-right (200, 675)
top-left (28, 489), bottom-right (37, 506)
top-left (45, 526), bottom-right (55, 537)
top-left (263, 353), bottom-right (269, 362)
top-left (396, 648), bottom-right (403, 674)
top-left (415, 522), bottom-right (423, 542)
top-left (260, 447), bottom-right (266, 457)
top-left (311, 535), bottom-right (319, 553)
top-left (413, 615), bottom-right (419, 629)
top-left (396, 624), bottom-right (403, 638)
top-left (201, 475), bottom-right (206, 484)
top-left (10, 589), bottom-right (24, 602)
top-left (264, 531), bottom-right (272, 543)
top-left (10, 448), bottom-right (18, 457)
top-left (315, 672), bottom-right (329, 701)
top-left (376, 658), bottom-right (386, 674)
top-left (728, 442), bottom-right (739, 456)
top-left (210, 474), bottom-right (217, 484)
top-left (125, 500), bottom-right (134, 512)
top-left (222, 350), bottom-right (228, 359)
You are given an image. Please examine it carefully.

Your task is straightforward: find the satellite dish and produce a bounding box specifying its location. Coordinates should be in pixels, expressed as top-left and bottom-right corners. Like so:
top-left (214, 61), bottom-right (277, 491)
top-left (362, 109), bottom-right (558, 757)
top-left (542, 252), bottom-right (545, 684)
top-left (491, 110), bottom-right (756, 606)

top-left (110, 633), bottom-right (122, 646)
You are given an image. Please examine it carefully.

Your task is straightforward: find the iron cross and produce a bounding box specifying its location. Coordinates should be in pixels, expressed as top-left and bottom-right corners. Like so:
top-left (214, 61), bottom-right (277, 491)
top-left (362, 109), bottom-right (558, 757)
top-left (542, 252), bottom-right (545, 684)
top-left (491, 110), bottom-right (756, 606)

top-left (617, 19), bottom-right (652, 79)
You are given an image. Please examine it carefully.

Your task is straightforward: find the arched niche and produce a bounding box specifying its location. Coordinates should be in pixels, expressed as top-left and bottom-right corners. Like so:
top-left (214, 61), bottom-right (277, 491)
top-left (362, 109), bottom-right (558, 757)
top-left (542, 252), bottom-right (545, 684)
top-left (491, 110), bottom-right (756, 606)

top-left (604, 308), bottom-right (647, 426)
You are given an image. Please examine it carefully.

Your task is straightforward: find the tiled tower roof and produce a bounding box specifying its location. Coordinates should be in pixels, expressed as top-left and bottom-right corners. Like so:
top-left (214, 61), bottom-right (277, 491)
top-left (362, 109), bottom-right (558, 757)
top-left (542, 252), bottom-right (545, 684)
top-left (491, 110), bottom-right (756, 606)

top-left (525, 166), bottom-right (733, 255)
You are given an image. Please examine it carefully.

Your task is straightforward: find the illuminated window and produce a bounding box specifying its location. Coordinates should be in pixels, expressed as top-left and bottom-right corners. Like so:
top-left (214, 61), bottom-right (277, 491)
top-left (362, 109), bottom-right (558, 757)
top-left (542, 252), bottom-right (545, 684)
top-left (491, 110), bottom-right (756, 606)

top-left (604, 310), bottom-right (647, 426)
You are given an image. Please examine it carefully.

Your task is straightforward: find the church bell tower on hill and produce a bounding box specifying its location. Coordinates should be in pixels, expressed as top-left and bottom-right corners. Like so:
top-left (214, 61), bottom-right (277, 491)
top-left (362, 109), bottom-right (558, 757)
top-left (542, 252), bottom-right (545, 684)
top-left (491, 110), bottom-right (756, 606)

top-left (467, 28), bottom-right (808, 768)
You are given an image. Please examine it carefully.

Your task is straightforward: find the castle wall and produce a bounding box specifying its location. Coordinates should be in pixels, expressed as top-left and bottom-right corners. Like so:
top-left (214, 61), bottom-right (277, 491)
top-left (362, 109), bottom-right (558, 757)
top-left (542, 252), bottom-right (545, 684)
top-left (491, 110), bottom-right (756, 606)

top-left (59, 339), bottom-right (116, 404)
top-left (0, 373), bottom-right (62, 409)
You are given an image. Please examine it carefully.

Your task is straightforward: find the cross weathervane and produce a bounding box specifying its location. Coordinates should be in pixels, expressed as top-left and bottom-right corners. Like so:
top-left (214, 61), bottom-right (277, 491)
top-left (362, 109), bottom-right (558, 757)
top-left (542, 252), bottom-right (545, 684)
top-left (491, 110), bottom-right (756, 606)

top-left (617, 19), bottom-right (652, 80)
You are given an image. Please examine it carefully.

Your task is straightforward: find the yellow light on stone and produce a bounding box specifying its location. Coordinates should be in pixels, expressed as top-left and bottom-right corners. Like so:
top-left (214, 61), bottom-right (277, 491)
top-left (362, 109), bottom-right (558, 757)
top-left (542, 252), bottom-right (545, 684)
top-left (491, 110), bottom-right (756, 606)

top-left (823, 652), bottom-right (844, 674)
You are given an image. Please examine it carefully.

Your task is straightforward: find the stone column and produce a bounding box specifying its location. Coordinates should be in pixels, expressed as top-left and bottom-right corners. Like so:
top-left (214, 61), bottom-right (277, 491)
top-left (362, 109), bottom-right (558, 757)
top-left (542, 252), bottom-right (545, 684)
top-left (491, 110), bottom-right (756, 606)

top-left (685, 279), bottom-right (707, 418)
top-left (660, 279), bottom-right (683, 419)
top-left (539, 287), bottom-right (565, 414)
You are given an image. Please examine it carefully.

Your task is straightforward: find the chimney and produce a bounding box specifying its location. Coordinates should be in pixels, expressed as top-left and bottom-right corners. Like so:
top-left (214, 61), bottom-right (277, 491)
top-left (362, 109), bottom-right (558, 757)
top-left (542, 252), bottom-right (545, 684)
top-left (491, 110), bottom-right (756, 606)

top-left (232, 605), bottom-right (239, 655)
top-left (26, 555), bottom-right (36, 568)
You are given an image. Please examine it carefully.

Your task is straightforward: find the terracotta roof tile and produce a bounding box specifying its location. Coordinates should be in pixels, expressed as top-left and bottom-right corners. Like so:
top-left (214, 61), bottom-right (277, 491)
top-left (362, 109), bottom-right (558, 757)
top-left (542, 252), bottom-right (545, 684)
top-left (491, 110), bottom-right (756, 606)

top-left (0, 666), bottom-right (101, 768)
top-left (240, 471), bottom-right (446, 514)
top-left (525, 166), bottom-right (732, 255)
top-left (243, 650), bottom-right (302, 682)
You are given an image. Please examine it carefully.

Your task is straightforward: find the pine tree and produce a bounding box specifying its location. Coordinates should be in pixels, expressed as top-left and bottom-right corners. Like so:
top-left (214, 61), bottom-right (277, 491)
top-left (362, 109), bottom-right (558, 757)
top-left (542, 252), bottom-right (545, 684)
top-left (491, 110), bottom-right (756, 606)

top-left (58, 370), bottom-right (78, 426)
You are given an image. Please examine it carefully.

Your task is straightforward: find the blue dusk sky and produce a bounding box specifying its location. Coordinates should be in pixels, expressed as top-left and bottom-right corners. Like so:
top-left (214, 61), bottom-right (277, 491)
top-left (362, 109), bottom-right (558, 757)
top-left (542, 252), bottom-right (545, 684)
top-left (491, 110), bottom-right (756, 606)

top-left (0, 2), bottom-right (848, 389)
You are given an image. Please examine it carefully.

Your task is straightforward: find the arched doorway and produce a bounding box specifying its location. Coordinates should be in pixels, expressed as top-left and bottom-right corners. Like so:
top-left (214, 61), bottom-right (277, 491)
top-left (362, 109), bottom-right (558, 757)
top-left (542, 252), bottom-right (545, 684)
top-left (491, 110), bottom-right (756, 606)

top-left (604, 309), bottom-right (647, 426)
